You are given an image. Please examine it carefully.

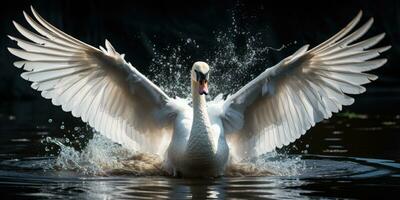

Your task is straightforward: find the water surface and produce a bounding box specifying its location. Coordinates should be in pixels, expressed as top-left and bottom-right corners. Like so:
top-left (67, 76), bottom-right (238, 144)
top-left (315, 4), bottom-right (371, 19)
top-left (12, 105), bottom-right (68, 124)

top-left (0, 104), bottom-right (399, 199)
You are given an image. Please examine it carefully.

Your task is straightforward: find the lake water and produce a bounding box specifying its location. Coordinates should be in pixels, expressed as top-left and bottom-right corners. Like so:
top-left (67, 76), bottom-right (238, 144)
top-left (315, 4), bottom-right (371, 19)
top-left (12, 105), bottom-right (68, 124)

top-left (0, 101), bottom-right (399, 199)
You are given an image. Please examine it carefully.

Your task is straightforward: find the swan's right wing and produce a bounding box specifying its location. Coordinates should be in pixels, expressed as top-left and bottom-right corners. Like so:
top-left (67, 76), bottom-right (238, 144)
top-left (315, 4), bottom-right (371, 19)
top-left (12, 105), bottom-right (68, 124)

top-left (8, 7), bottom-right (179, 154)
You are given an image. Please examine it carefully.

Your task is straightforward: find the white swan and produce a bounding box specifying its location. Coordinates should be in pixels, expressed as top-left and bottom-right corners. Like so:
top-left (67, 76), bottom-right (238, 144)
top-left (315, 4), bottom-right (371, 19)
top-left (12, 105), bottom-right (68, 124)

top-left (8, 8), bottom-right (390, 177)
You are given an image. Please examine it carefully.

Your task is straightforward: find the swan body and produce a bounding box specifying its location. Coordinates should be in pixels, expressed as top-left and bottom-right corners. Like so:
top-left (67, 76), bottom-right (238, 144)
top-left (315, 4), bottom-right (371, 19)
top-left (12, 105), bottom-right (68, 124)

top-left (164, 62), bottom-right (230, 177)
top-left (165, 97), bottom-right (229, 177)
top-left (8, 8), bottom-right (390, 177)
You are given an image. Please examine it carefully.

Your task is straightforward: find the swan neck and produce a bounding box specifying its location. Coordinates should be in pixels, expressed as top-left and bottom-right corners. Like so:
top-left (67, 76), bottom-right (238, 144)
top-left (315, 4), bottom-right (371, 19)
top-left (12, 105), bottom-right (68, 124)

top-left (186, 81), bottom-right (214, 154)
top-left (192, 81), bottom-right (208, 120)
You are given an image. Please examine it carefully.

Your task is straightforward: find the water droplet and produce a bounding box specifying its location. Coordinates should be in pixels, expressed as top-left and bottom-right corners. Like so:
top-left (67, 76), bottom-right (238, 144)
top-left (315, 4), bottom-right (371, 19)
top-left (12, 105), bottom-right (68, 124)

top-left (60, 125), bottom-right (65, 130)
top-left (48, 119), bottom-right (53, 123)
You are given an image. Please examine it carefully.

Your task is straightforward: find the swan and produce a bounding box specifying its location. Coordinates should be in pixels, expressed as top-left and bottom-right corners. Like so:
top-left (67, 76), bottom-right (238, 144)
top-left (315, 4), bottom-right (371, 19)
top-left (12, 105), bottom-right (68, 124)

top-left (8, 7), bottom-right (390, 177)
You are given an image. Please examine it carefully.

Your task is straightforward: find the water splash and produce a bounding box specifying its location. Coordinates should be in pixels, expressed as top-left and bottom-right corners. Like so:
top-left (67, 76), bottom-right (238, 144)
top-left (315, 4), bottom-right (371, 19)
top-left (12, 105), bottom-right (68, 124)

top-left (149, 39), bottom-right (197, 98)
top-left (148, 11), bottom-right (291, 99)
top-left (226, 152), bottom-right (305, 177)
top-left (43, 134), bottom-right (165, 176)
top-left (41, 133), bottom-right (304, 177)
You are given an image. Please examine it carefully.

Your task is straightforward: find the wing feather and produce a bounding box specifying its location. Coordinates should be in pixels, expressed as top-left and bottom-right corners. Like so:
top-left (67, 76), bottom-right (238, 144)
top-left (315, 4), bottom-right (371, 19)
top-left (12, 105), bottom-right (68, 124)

top-left (8, 8), bottom-right (177, 154)
top-left (222, 11), bottom-right (390, 159)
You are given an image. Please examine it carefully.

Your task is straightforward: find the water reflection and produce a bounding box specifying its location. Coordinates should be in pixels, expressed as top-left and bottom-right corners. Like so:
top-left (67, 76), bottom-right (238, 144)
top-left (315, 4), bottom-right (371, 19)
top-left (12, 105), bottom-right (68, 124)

top-left (0, 153), bottom-right (399, 199)
top-left (30, 175), bottom-right (311, 199)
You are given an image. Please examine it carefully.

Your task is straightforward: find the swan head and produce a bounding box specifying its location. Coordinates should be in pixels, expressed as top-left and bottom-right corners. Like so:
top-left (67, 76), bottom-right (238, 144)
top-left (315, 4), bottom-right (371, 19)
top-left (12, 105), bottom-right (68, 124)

top-left (191, 61), bottom-right (210, 95)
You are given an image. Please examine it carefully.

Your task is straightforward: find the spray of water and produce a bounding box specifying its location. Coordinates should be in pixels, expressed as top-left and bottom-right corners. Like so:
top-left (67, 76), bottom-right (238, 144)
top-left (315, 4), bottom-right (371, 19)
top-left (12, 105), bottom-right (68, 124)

top-left (42, 133), bottom-right (304, 176)
top-left (226, 152), bottom-right (305, 177)
top-left (148, 12), bottom-right (291, 99)
top-left (43, 134), bottom-right (165, 176)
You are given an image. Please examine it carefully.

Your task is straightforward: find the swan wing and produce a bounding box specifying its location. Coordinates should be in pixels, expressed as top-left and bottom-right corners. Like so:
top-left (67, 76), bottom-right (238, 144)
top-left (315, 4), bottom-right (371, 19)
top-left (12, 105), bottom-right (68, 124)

top-left (221, 11), bottom-right (390, 159)
top-left (8, 7), bottom-right (178, 154)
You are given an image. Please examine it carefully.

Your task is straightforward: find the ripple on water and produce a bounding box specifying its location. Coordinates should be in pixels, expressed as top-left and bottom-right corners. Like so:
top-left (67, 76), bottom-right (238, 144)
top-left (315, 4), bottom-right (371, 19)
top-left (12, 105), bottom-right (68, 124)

top-left (0, 134), bottom-right (399, 199)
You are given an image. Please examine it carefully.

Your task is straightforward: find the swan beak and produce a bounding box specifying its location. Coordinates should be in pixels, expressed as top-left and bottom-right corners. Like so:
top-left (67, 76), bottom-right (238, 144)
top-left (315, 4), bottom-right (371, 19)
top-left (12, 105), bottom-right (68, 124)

top-left (199, 80), bottom-right (209, 95)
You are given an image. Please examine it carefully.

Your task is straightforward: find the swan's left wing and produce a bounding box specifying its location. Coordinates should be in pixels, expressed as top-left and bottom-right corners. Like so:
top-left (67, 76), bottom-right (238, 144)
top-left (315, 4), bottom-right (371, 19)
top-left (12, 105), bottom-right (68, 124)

top-left (7, 7), bottom-right (179, 155)
top-left (220, 11), bottom-right (390, 159)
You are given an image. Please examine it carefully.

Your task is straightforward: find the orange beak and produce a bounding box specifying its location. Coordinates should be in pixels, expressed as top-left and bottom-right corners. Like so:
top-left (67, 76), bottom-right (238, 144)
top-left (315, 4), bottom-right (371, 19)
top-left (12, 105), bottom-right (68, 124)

top-left (198, 80), bottom-right (208, 95)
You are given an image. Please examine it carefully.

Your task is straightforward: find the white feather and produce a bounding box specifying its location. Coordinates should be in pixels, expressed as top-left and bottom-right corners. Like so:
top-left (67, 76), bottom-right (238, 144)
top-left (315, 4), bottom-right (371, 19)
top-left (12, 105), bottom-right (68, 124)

top-left (221, 11), bottom-right (389, 159)
top-left (8, 8), bottom-right (178, 155)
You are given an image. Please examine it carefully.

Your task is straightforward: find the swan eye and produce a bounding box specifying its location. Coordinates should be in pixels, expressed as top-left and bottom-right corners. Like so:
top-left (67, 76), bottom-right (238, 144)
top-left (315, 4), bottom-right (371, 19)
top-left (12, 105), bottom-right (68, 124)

top-left (194, 70), bottom-right (209, 82)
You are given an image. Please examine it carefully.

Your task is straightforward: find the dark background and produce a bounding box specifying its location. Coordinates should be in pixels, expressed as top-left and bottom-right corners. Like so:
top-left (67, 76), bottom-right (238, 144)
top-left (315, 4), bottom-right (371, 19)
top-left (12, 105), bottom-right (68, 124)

top-left (0, 0), bottom-right (398, 124)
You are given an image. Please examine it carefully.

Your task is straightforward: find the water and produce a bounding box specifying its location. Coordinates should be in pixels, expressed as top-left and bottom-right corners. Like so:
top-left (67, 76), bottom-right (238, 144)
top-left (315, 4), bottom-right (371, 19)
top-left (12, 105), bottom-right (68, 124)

top-left (0, 109), bottom-right (399, 199)
top-left (147, 13), bottom-right (294, 99)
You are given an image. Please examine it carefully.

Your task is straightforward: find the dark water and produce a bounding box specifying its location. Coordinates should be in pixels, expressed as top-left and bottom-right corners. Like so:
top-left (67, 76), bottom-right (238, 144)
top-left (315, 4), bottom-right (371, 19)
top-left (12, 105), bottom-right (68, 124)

top-left (0, 102), bottom-right (399, 199)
